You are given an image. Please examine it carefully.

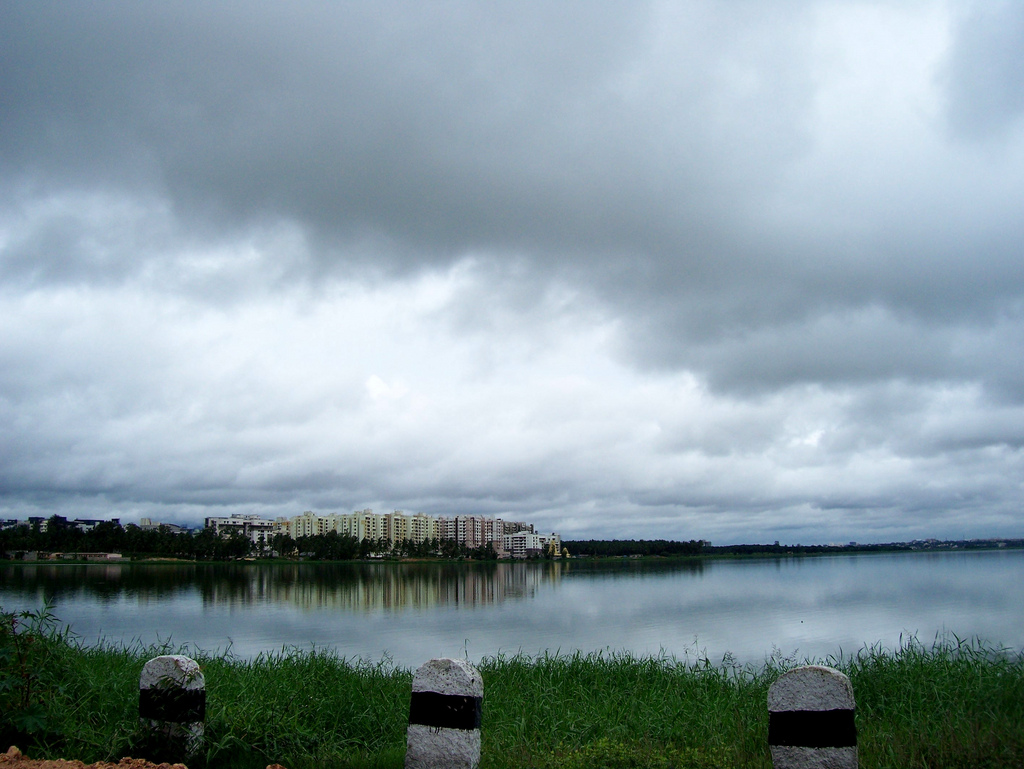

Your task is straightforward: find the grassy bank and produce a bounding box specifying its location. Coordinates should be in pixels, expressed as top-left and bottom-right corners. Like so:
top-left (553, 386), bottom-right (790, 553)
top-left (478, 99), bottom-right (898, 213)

top-left (3, 609), bottom-right (1024, 768)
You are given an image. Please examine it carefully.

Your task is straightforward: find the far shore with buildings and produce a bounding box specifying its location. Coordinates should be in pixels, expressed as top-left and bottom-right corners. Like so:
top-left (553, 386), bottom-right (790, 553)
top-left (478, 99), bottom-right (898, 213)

top-left (206, 510), bottom-right (562, 559)
top-left (6, 512), bottom-right (1021, 563)
top-left (1, 510), bottom-right (563, 560)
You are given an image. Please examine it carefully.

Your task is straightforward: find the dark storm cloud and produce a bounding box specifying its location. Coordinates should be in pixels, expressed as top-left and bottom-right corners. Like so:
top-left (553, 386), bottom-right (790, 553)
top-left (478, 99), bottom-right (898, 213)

top-left (2, 2), bottom-right (649, 253)
top-left (1, 1), bottom-right (821, 293)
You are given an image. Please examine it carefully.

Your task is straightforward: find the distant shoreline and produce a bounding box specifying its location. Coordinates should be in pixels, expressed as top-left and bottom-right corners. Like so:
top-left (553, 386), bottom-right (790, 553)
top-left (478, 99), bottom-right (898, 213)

top-left (564, 536), bottom-right (1024, 558)
top-left (3, 538), bottom-right (1023, 567)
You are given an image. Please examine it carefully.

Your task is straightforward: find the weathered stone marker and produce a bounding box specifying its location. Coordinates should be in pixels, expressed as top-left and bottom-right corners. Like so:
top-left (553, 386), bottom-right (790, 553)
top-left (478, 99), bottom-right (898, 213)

top-left (405, 657), bottom-right (483, 769)
top-left (768, 665), bottom-right (856, 769)
top-left (139, 655), bottom-right (206, 758)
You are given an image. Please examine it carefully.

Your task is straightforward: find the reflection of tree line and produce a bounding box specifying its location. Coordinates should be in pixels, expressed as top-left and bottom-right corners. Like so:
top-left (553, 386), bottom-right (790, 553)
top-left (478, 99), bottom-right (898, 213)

top-left (560, 558), bottom-right (706, 579)
top-left (196, 562), bottom-right (566, 611)
top-left (0, 564), bottom-right (200, 603)
top-left (1, 562), bottom-right (570, 612)
top-left (1, 560), bottom-right (712, 613)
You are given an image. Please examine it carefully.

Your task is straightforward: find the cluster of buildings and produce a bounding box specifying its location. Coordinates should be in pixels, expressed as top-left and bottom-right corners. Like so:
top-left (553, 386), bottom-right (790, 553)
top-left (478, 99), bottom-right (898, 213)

top-left (1, 516), bottom-right (123, 532)
top-left (0, 515), bottom-right (186, 534)
top-left (204, 510), bottom-right (563, 559)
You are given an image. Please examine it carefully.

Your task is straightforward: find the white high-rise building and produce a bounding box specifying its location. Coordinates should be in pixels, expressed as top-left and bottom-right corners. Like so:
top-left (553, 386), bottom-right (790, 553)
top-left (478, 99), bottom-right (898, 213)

top-left (205, 514), bottom-right (276, 546)
top-left (262, 510), bottom-right (555, 555)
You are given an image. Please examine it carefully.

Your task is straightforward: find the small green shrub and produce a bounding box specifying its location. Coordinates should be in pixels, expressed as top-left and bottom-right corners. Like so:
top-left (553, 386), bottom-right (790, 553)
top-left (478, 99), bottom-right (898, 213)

top-left (0, 603), bottom-right (66, 747)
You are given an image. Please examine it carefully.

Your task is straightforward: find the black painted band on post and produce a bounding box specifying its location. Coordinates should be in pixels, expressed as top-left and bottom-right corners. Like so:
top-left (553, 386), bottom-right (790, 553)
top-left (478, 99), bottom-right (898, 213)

top-left (768, 709), bottom-right (856, 748)
top-left (139, 688), bottom-right (207, 723)
top-left (408, 691), bottom-right (483, 730)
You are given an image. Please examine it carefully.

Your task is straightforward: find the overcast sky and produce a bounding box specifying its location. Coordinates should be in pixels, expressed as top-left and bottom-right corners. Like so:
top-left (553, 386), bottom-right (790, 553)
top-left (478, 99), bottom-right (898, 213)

top-left (2, 1), bottom-right (1024, 545)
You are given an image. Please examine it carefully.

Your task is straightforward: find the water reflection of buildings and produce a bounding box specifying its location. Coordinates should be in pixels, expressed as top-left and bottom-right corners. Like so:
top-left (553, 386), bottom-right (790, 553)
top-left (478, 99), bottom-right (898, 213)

top-left (197, 563), bottom-right (566, 612)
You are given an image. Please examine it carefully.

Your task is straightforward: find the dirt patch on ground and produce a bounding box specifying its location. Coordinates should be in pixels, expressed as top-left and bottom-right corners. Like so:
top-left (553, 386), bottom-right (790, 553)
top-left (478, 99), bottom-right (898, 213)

top-left (0, 747), bottom-right (186, 769)
top-left (1, 747), bottom-right (288, 769)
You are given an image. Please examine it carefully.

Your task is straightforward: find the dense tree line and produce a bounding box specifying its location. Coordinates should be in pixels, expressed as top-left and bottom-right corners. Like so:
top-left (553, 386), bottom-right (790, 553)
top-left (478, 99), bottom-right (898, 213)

top-left (710, 539), bottom-right (1024, 555)
top-left (272, 532), bottom-right (499, 561)
top-left (0, 516), bottom-right (500, 561)
top-left (564, 538), bottom-right (1024, 558)
top-left (0, 517), bottom-right (252, 560)
top-left (564, 539), bottom-right (707, 558)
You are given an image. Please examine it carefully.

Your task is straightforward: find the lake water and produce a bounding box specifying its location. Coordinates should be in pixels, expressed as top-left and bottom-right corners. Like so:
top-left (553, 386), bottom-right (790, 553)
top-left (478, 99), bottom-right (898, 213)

top-left (2, 550), bottom-right (1022, 668)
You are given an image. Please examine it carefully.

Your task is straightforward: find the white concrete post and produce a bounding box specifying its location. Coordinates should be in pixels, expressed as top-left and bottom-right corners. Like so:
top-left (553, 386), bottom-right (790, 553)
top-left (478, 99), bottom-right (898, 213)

top-left (768, 665), bottom-right (857, 769)
top-left (139, 654), bottom-right (206, 757)
top-left (405, 657), bottom-right (483, 769)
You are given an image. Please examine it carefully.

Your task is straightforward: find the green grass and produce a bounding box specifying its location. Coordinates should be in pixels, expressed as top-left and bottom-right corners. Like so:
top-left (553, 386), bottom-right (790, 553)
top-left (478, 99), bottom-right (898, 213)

top-left (3, 608), bottom-right (1024, 768)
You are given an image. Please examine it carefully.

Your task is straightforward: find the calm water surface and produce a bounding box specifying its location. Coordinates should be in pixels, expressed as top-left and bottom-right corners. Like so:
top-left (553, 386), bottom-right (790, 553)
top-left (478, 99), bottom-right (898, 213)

top-left (2, 550), bottom-right (1022, 668)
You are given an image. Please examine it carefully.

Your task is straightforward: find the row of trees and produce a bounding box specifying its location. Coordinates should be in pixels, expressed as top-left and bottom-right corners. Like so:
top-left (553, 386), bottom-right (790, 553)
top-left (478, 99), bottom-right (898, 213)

top-left (274, 531), bottom-right (499, 561)
top-left (0, 518), bottom-right (253, 560)
top-left (563, 538), bottom-right (1024, 558)
top-left (0, 517), bottom-right (506, 561)
top-left (565, 539), bottom-right (707, 558)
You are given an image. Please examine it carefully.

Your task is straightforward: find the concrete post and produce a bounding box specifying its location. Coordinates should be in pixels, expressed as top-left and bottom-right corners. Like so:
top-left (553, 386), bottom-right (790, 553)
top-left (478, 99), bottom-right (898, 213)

top-left (139, 654), bottom-right (206, 758)
top-left (405, 657), bottom-right (483, 769)
top-left (768, 665), bottom-right (857, 769)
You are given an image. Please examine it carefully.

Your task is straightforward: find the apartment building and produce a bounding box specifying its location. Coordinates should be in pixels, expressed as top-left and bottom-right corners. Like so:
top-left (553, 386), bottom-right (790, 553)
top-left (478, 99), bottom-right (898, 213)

top-left (333, 511), bottom-right (365, 540)
top-left (204, 514), bottom-right (276, 546)
top-left (274, 510), bottom-right (365, 540)
top-left (408, 512), bottom-right (439, 543)
top-left (276, 511), bottom-right (318, 539)
top-left (503, 531), bottom-right (562, 559)
top-left (437, 516), bottom-right (457, 542)
top-left (220, 509), bottom-right (554, 555)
